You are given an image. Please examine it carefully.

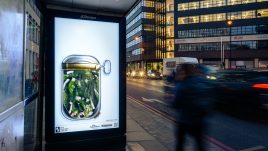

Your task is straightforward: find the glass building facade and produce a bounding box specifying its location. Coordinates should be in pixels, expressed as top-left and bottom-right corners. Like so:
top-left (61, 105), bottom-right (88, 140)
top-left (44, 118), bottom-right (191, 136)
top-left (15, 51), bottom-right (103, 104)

top-left (126, 0), bottom-right (163, 72)
top-left (175, 0), bottom-right (268, 68)
top-left (126, 0), bottom-right (268, 70)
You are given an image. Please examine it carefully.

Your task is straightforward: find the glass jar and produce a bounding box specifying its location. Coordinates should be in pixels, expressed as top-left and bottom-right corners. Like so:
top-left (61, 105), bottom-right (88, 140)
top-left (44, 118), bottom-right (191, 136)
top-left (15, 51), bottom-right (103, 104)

top-left (61, 55), bottom-right (110, 120)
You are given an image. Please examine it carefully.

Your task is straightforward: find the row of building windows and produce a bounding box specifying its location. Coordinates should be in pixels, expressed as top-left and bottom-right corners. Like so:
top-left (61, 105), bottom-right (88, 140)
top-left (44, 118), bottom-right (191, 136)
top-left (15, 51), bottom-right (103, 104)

top-left (167, 26), bottom-right (174, 37)
top-left (127, 25), bottom-right (142, 39)
top-left (178, 0), bottom-right (268, 11)
top-left (127, 13), bottom-right (143, 29)
top-left (26, 0), bottom-right (41, 17)
top-left (178, 25), bottom-right (268, 38)
top-left (166, 15), bottom-right (174, 25)
top-left (144, 24), bottom-right (155, 31)
top-left (177, 40), bottom-right (268, 51)
top-left (126, 1), bottom-right (142, 20)
top-left (126, 0), bottom-right (154, 20)
top-left (167, 4), bottom-right (174, 12)
top-left (143, 0), bottom-right (154, 8)
top-left (127, 36), bottom-right (142, 48)
top-left (131, 48), bottom-right (143, 55)
top-left (166, 39), bottom-right (175, 51)
top-left (26, 13), bottom-right (40, 44)
top-left (127, 12), bottom-right (155, 29)
top-left (178, 9), bottom-right (268, 24)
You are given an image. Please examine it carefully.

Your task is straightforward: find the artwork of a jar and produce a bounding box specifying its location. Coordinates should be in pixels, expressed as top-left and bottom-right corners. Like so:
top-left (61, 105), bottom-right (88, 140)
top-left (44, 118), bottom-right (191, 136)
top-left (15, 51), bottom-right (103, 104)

top-left (62, 55), bottom-right (111, 120)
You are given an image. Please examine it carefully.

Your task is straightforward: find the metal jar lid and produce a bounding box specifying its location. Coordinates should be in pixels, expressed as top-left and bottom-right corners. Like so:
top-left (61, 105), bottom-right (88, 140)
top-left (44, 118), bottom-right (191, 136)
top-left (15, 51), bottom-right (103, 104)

top-left (62, 55), bottom-right (101, 70)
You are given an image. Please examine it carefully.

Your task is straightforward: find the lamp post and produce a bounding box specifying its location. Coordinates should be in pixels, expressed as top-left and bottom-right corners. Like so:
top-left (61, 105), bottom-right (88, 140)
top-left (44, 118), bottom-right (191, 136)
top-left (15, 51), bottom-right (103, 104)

top-left (227, 20), bottom-right (233, 68)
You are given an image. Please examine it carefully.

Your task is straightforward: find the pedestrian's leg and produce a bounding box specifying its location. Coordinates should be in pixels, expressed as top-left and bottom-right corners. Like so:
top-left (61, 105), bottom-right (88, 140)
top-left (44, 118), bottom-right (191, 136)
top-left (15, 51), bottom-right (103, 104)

top-left (176, 124), bottom-right (186, 151)
top-left (192, 124), bottom-right (205, 151)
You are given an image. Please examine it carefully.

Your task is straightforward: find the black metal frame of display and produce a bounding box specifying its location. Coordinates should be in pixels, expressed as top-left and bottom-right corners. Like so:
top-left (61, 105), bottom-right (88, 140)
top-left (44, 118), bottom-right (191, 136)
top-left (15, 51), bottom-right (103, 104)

top-left (44, 9), bottom-right (126, 151)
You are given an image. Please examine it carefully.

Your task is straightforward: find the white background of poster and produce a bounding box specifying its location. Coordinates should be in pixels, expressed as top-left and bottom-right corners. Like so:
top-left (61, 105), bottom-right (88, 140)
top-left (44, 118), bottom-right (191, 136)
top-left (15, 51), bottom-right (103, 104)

top-left (54, 17), bottom-right (119, 133)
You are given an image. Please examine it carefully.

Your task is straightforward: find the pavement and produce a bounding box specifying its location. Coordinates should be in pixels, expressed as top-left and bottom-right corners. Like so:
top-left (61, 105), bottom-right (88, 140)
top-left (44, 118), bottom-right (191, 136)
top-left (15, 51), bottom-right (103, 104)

top-left (126, 114), bottom-right (170, 151)
top-left (126, 98), bottom-right (223, 151)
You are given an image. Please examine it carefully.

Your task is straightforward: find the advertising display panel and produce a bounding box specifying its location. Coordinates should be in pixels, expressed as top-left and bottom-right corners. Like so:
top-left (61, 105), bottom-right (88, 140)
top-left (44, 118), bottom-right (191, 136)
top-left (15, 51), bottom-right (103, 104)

top-left (54, 17), bottom-right (119, 133)
top-left (45, 10), bottom-right (126, 146)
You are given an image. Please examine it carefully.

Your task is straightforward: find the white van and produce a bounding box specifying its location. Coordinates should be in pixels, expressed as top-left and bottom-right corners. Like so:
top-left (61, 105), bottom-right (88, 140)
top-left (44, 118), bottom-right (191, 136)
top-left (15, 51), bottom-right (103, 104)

top-left (162, 57), bottom-right (198, 77)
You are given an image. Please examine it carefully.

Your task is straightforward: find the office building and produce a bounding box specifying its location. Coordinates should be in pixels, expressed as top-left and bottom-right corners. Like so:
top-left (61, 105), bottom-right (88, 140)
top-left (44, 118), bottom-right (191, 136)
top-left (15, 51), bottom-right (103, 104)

top-left (127, 0), bottom-right (268, 70)
top-left (126, 0), bottom-right (164, 72)
top-left (175, 0), bottom-right (268, 68)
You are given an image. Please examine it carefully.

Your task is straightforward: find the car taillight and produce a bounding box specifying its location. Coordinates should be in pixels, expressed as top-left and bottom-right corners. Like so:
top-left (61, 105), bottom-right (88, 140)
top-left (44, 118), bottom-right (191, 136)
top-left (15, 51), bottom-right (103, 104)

top-left (251, 84), bottom-right (268, 89)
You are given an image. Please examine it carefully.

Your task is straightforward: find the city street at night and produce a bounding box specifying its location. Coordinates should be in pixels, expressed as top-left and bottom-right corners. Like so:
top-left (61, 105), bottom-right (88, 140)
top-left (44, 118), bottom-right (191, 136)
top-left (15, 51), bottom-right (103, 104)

top-left (127, 78), bottom-right (268, 151)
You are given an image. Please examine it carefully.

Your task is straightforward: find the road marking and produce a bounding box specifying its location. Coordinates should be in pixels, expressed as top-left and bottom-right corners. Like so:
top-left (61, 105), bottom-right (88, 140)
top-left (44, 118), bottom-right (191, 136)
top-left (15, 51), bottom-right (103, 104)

top-left (127, 142), bottom-right (146, 151)
top-left (141, 97), bottom-right (169, 106)
top-left (127, 81), bottom-right (165, 93)
top-left (127, 78), bottom-right (176, 88)
top-left (240, 146), bottom-right (265, 151)
top-left (128, 96), bottom-right (177, 122)
top-left (204, 135), bottom-right (236, 151)
top-left (127, 95), bottom-right (236, 151)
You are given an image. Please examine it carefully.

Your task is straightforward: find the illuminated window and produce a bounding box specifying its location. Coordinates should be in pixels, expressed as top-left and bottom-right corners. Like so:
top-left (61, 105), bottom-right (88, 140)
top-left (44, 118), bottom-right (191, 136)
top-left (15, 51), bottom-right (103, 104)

top-left (143, 0), bottom-right (154, 7)
top-left (257, 9), bottom-right (268, 17)
top-left (176, 0), bottom-right (267, 12)
top-left (188, 16), bottom-right (199, 24)
top-left (178, 3), bottom-right (188, 11)
top-left (200, 0), bottom-right (211, 8)
top-left (144, 25), bottom-right (154, 31)
top-left (166, 40), bottom-right (174, 51)
top-left (188, 2), bottom-right (199, 10)
top-left (166, 15), bottom-right (174, 25)
top-left (228, 11), bottom-right (242, 20)
top-left (214, 0), bottom-right (226, 7)
top-left (144, 12), bottom-right (154, 19)
top-left (166, 52), bottom-right (174, 58)
top-left (215, 13), bottom-right (226, 21)
top-left (178, 17), bottom-right (189, 24)
top-left (201, 13), bottom-right (225, 22)
top-left (242, 0), bottom-right (256, 4)
top-left (167, 4), bottom-right (174, 11)
top-left (228, 0), bottom-right (241, 5)
top-left (242, 10), bottom-right (256, 19)
top-left (201, 14), bottom-right (211, 22)
top-left (166, 26), bottom-right (174, 37)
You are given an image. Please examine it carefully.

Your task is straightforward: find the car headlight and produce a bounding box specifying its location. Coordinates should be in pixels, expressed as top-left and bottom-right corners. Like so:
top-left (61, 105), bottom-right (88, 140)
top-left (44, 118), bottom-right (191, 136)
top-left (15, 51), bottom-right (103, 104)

top-left (206, 75), bottom-right (217, 80)
top-left (131, 71), bottom-right (136, 76)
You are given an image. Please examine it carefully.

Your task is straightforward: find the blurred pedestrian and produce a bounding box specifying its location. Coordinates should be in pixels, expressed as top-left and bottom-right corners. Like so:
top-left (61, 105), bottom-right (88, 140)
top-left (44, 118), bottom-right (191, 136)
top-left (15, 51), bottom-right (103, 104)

top-left (173, 63), bottom-right (214, 151)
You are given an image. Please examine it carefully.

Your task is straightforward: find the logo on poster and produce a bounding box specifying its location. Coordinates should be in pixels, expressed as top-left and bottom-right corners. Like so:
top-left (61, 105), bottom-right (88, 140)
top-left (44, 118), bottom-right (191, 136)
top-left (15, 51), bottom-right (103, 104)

top-left (90, 124), bottom-right (100, 129)
top-left (101, 124), bottom-right (113, 127)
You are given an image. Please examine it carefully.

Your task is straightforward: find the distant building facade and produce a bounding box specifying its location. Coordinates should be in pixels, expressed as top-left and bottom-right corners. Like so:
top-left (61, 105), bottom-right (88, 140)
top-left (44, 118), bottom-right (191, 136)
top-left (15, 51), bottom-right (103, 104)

top-left (175, 0), bottom-right (268, 68)
top-left (126, 0), bottom-right (164, 72)
top-left (126, 0), bottom-right (268, 71)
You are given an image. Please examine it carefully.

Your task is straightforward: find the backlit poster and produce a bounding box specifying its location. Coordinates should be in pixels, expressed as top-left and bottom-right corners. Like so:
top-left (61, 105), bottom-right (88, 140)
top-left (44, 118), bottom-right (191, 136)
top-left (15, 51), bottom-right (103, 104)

top-left (54, 17), bottom-right (119, 133)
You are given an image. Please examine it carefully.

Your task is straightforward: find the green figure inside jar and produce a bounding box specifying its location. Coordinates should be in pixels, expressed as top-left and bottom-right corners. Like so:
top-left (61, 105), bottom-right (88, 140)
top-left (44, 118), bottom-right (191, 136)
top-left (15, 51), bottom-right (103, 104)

top-left (62, 55), bottom-right (111, 119)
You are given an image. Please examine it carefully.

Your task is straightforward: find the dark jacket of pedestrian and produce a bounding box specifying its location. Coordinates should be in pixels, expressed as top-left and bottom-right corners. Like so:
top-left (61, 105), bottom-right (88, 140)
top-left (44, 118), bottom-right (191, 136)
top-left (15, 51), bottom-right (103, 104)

top-left (173, 64), bottom-right (214, 151)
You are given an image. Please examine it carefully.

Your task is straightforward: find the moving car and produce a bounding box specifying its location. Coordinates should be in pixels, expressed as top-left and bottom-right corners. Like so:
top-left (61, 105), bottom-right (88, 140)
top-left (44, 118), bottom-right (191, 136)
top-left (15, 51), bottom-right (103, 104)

top-left (128, 70), bottom-right (146, 79)
top-left (147, 70), bottom-right (162, 80)
top-left (212, 69), bottom-right (268, 110)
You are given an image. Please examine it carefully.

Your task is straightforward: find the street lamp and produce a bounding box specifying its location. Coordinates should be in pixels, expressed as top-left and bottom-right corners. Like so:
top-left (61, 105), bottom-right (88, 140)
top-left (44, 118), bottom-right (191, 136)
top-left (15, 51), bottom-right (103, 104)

top-left (227, 20), bottom-right (233, 68)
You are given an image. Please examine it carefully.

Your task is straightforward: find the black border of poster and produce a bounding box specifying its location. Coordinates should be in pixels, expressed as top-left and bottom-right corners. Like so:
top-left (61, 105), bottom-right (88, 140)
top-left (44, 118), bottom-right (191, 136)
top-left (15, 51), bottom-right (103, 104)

top-left (44, 9), bottom-right (126, 150)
